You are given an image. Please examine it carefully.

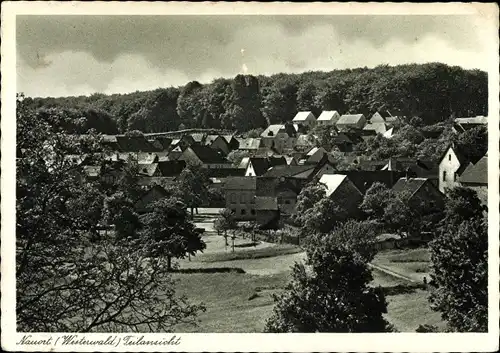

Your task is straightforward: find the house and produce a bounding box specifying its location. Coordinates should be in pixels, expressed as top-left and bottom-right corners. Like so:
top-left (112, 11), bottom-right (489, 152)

top-left (205, 135), bottom-right (231, 155)
top-left (335, 170), bottom-right (407, 193)
top-left (256, 176), bottom-right (301, 216)
top-left (336, 114), bottom-right (367, 131)
top-left (222, 135), bottom-right (240, 151)
top-left (331, 132), bottom-right (355, 153)
top-left (294, 134), bottom-right (317, 152)
top-left (383, 127), bottom-right (395, 139)
top-left (260, 124), bottom-right (296, 152)
top-left (263, 157), bottom-right (336, 184)
top-left (115, 135), bottom-right (159, 152)
top-left (151, 136), bottom-right (172, 150)
top-left (238, 138), bottom-right (263, 152)
top-left (255, 196), bottom-right (280, 229)
top-left (101, 135), bottom-right (119, 150)
top-left (134, 185), bottom-right (170, 214)
top-left (206, 167), bottom-right (246, 189)
top-left (318, 174), bottom-right (364, 216)
top-left (392, 177), bottom-right (445, 210)
top-left (382, 158), bottom-right (439, 186)
top-left (438, 145), bottom-right (471, 193)
top-left (157, 160), bottom-right (186, 177)
top-left (303, 147), bottom-right (328, 165)
top-left (224, 177), bottom-right (257, 220)
top-left (454, 116), bottom-right (488, 131)
top-left (362, 122), bottom-right (388, 136)
top-left (171, 135), bottom-right (195, 150)
top-left (190, 133), bottom-right (206, 144)
top-left (292, 111), bottom-right (317, 128)
top-left (459, 154), bottom-right (488, 205)
top-left (245, 156), bottom-right (287, 177)
top-left (137, 152), bottom-right (159, 164)
top-left (369, 111), bottom-right (392, 124)
top-left (179, 144), bottom-right (231, 169)
top-left (137, 163), bottom-right (161, 177)
top-left (316, 111), bottom-right (341, 126)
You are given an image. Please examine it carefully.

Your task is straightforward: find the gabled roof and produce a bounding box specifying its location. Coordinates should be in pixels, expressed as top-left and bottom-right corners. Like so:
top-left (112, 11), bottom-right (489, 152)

top-left (292, 111), bottom-right (316, 122)
top-left (440, 144), bottom-right (470, 167)
top-left (392, 177), bottom-right (429, 197)
top-left (459, 156), bottom-right (488, 184)
top-left (317, 111), bottom-right (340, 122)
top-left (238, 138), bottom-right (262, 150)
top-left (137, 163), bottom-right (159, 177)
top-left (318, 174), bottom-right (361, 197)
top-left (224, 176), bottom-right (257, 190)
top-left (306, 146), bottom-right (327, 157)
top-left (262, 164), bottom-right (316, 178)
top-left (336, 114), bottom-right (365, 125)
top-left (157, 160), bottom-right (186, 177)
top-left (205, 135), bottom-right (222, 145)
top-left (205, 168), bottom-right (246, 178)
top-left (190, 133), bottom-right (205, 143)
top-left (248, 156), bottom-right (286, 176)
top-left (222, 135), bottom-right (237, 144)
top-left (255, 196), bottom-right (279, 211)
top-left (188, 144), bottom-right (228, 164)
top-left (261, 124), bottom-right (286, 137)
top-left (363, 123), bottom-right (387, 134)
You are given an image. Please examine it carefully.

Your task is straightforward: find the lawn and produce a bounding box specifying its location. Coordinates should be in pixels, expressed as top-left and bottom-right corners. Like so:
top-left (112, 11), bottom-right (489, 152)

top-left (372, 247), bottom-right (431, 283)
top-left (171, 236), bottom-right (445, 332)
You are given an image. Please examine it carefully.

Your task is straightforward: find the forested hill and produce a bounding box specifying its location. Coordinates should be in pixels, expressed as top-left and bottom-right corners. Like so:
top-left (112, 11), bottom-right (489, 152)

top-left (22, 63), bottom-right (487, 134)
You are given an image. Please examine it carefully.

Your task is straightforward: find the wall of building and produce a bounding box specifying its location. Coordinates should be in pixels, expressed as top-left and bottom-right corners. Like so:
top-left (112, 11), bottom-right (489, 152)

top-left (225, 190), bottom-right (256, 220)
top-left (438, 148), bottom-right (462, 193)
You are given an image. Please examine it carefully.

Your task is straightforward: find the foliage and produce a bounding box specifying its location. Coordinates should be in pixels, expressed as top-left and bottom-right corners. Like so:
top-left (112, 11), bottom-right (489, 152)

top-left (292, 182), bottom-right (326, 225)
top-left (226, 149), bottom-right (250, 167)
top-left (214, 208), bottom-right (237, 246)
top-left (25, 63), bottom-right (487, 137)
top-left (428, 187), bottom-right (487, 332)
top-left (453, 125), bottom-right (488, 163)
top-left (175, 166), bottom-right (210, 216)
top-left (264, 226), bottom-right (390, 332)
top-left (138, 197), bottom-right (206, 270)
top-left (16, 97), bottom-right (204, 332)
top-left (102, 192), bottom-right (142, 240)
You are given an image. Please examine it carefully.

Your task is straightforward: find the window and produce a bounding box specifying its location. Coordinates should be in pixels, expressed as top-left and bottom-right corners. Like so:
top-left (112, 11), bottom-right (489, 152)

top-left (442, 171), bottom-right (447, 181)
top-left (241, 209), bottom-right (246, 215)
top-left (231, 209), bottom-right (236, 214)
top-left (251, 209), bottom-right (256, 215)
top-left (448, 154), bottom-right (451, 161)
top-left (284, 200), bottom-right (291, 205)
top-left (230, 193), bottom-right (236, 204)
top-left (240, 194), bottom-right (246, 203)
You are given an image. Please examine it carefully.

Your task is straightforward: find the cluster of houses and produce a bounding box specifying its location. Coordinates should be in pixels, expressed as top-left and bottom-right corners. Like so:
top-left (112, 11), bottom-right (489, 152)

top-left (67, 110), bottom-right (487, 230)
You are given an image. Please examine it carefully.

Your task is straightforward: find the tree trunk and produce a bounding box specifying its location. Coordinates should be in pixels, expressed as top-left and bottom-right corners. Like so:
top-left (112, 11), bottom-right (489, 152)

top-left (232, 236), bottom-right (235, 253)
top-left (190, 207), bottom-right (194, 218)
top-left (167, 256), bottom-right (172, 271)
top-left (195, 208), bottom-right (199, 214)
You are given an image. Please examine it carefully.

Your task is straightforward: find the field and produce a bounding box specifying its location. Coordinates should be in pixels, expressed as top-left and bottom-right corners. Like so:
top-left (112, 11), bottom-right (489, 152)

top-left (172, 211), bottom-right (445, 332)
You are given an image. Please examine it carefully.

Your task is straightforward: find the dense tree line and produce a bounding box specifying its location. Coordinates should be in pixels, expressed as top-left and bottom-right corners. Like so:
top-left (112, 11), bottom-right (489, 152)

top-left (23, 63), bottom-right (487, 134)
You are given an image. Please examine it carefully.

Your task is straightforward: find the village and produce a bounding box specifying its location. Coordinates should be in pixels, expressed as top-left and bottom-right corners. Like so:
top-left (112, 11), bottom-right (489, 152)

top-left (73, 110), bottom-right (488, 240)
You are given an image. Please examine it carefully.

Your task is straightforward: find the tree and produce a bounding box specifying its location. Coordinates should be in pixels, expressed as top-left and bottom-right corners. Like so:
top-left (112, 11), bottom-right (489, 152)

top-left (360, 182), bottom-right (392, 220)
top-left (454, 125), bottom-right (488, 163)
top-left (429, 187), bottom-right (487, 332)
top-left (16, 97), bottom-right (205, 332)
top-left (214, 209), bottom-right (237, 250)
top-left (139, 197), bottom-right (206, 270)
top-left (227, 150), bottom-right (250, 167)
top-left (102, 192), bottom-right (142, 240)
top-left (265, 226), bottom-right (390, 332)
top-left (293, 182), bottom-right (326, 226)
top-left (176, 166), bottom-right (209, 217)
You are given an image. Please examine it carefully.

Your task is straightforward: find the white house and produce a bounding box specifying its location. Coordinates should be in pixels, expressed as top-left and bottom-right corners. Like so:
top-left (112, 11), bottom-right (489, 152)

top-left (438, 145), bottom-right (471, 193)
top-left (336, 114), bottom-right (367, 131)
top-left (292, 111), bottom-right (317, 128)
top-left (316, 111), bottom-right (340, 126)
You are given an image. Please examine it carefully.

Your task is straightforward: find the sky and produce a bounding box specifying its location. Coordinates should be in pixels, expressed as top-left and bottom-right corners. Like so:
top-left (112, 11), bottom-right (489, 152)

top-left (16, 15), bottom-right (491, 98)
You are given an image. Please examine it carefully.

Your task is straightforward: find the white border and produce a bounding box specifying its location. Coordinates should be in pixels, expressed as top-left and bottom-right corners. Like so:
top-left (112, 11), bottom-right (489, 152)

top-left (2, 2), bottom-right (499, 352)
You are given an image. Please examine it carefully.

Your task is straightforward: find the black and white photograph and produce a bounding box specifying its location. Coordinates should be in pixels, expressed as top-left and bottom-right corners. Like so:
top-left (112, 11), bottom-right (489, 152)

top-left (1, 2), bottom-right (499, 352)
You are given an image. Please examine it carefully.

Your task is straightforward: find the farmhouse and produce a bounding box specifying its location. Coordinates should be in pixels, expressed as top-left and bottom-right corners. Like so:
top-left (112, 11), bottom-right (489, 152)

top-left (179, 144), bottom-right (231, 169)
top-left (336, 114), bottom-right (367, 131)
top-left (392, 177), bottom-right (445, 210)
top-left (224, 176), bottom-right (257, 220)
top-left (205, 135), bottom-right (231, 155)
top-left (134, 185), bottom-right (170, 214)
top-left (438, 144), bottom-right (471, 193)
top-left (459, 153), bottom-right (488, 205)
top-left (292, 111), bottom-right (317, 128)
top-left (260, 124), bottom-right (296, 152)
top-left (316, 111), bottom-right (341, 126)
top-left (255, 196), bottom-right (280, 229)
top-left (245, 156), bottom-right (287, 177)
top-left (318, 174), bottom-right (364, 216)
top-left (454, 116), bottom-right (488, 132)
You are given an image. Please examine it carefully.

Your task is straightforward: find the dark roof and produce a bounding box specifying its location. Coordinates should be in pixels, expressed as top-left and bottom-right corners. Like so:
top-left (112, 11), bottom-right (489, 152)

top-left (255, 196), bottom-right (279, 211)
top-left (205, 168), bottom-right (246, 178)
top-left (263, 164), bottom-right (315, 178)
top-left (459, 156), bottom-right (487, 184)
top-left (189, 144), bottom-right (228, 164)
top-left (152, 137), bottom-right (173, 150)
top-left (157, 160), bottom-right (186, 177)
top-left (392, 177), bottom-right (428, 196)
top-left (439, 144), bottom-right (470, 167)
top-left (115, 136), bottom-right (159, 152)
top-left (249, 156), bottom-right (287, 176)
top-left (224, 176), bottom-right (257, 190)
